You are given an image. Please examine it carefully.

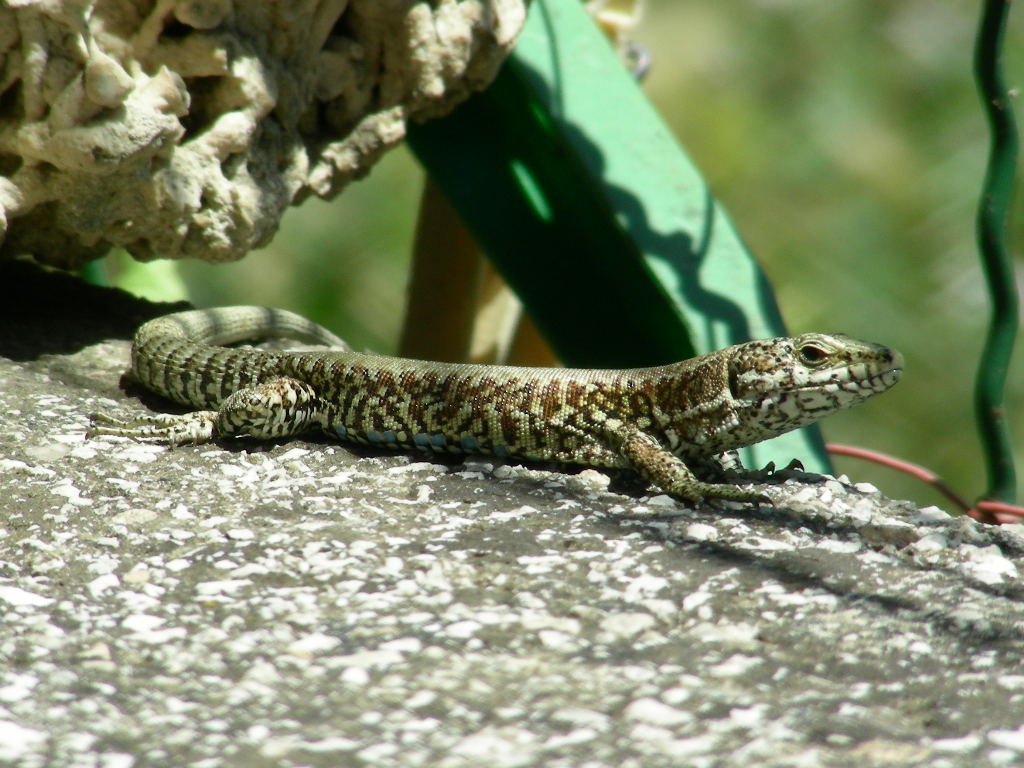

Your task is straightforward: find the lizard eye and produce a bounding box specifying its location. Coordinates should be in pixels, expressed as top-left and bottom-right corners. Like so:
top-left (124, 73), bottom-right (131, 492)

top-left (797, 343), bottom-right (828, 366)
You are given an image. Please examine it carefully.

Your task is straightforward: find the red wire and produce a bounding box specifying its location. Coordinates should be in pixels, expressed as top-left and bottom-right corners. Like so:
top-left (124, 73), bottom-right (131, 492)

top-left (827, 443), bottom-right (1024, 524)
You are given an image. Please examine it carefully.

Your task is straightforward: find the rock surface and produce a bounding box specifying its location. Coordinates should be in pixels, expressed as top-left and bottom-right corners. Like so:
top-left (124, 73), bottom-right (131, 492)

top-left (0, 0), bottom-right (526, 267)
top-left (2, 261), bottom-right (1024, 767)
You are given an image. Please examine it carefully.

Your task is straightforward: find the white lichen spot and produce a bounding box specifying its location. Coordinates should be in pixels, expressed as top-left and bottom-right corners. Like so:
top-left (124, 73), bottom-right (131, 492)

top-left (960, 545), bottom-right (1018, 585)
top-left (910, 533), bottom-right (948, 554)
top-left (111, 508), bottom-right (158, 525)
top-left (989, 728), bottom-right (1024, 751)
top-left (708, 653), bottom-right (761, 678)
top-left (0, 586), bottom-right (53, 607)
top-left (288, 632), bottom-right (341, 656)
top-left (624, 698), bottom-right (693, 727)
top-left (0, 720), bottom-right (47, 761)
top-left (87, 573), bottom-right (120, 598)
top-left (599, 612), bottom-right (656, 638)
top-left (912, 505), bottom-right (951, 523)
top-left (932, 733), bottom-right (984, 753)
top-left (684, 522), bottom-right (718, 541)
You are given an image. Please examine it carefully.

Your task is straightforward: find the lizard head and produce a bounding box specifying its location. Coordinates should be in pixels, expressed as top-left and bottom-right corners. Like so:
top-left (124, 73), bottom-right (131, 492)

top-left (725, 332), bottom-right (903, 442)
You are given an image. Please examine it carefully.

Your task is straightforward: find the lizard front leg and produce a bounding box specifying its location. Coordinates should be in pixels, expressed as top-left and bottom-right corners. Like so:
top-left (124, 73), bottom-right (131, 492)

top-left (612, 425), bottom-right (771, 505)
top-left (90, 377), bottom-right (323, 445)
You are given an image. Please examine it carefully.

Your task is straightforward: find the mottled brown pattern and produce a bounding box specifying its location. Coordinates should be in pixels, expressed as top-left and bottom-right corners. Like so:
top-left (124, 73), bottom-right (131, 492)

top-left (90, 307), bottom-right (904, 503)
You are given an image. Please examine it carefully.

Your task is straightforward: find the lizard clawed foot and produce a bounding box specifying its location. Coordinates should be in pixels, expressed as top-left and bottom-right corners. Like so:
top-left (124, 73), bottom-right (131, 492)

top-left (88, 410), bottom-right (217, 446)
top-left (702, 489), bottom-right (774, 509)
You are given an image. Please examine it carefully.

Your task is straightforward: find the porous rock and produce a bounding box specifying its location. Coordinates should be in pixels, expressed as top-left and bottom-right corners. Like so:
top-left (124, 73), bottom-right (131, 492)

top-left (0, 0), bottom-right (527, 267)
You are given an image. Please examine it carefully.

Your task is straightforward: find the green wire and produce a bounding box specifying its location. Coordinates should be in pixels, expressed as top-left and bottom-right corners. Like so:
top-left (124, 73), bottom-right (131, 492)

top-left (973, 0), bottom-right (1019, 503)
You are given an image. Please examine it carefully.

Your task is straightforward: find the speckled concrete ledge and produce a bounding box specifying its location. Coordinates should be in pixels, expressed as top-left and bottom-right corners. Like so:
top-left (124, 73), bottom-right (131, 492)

top-left (2, 263), bottom-right (1024, 768)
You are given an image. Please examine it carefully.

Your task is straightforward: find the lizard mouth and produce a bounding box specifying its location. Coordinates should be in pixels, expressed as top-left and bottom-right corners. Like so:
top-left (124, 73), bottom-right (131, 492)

top-left (860, 359), bottom-right (903, 392)
top-left (800, 363), bottom-right (902, 398)
top-left (824, 346), bottom-right (903, 391)
top-left (876, 366), bottom-right (902, 389)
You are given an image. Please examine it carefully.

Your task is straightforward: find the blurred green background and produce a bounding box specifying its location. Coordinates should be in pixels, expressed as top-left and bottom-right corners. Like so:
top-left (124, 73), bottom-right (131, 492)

top-left (114, 0), bottom-right (1023, 511)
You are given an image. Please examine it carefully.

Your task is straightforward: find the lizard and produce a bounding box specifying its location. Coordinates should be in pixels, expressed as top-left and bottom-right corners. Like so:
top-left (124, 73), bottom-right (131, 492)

top-left (89, 306), bottom-right (903, 504)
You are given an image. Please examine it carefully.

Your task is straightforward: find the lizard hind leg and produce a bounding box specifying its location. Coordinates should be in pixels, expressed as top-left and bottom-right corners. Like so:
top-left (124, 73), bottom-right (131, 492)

top-left (89, 377), bottom-right (323, 446)
top-left (212, 377), bottom-right (323, 440)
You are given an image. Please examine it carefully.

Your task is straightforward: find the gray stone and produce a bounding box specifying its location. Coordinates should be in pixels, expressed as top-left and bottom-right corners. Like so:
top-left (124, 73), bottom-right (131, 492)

top-left (2, 261), bottom-right (1023, 767)
top-left (0, 0), bottom-right (526, 268)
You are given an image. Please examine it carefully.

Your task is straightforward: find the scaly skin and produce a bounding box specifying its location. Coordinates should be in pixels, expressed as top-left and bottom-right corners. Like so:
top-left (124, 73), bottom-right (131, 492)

top-left (90, 307), bottom-right (903, 503)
